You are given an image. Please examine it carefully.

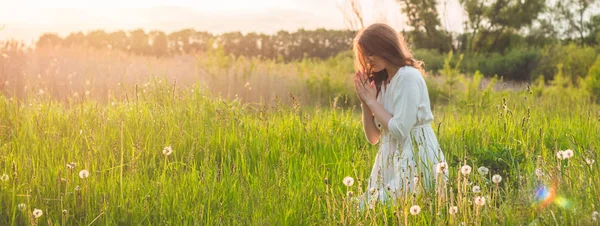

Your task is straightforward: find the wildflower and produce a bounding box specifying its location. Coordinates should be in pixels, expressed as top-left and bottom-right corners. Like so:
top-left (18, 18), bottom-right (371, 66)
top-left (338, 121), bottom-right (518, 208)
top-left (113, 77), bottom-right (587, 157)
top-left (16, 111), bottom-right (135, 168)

top-left (370, 187), bottom-right (377, 195)
top-left (449, 206), bottom-right (458, 215)
top-left (492, 174), bottom-right (502, 184)
top-left (474, 196), bottom-right (486, 206)
top-left (79, 170), bottom-right (89, 179)
top-left (62, 209), bottom-right (68, 215)
top-left (413, 176), bottom-right (419, 185)
top-left (472, 185), bottom-right (481, 193)
top-left (557, 151), bottom-right (565, 160)
top-left (33, 209), bottom-right (43, 218)
top-left (343, 176), bottom-right (354, 187)
top-left (67, 162), bottom-right (76, 170)
top-left (17, 203), bottom-right (26, 211)
top-left (461, 165), bottom-right (472, 175)
top-left (563, 149), bottom-right (574, 159)
top-left (0, 174), bottom-right (8, 181)
top-left (586, 158), bottom-right (595, 165)
top-left (477, 166), bottom-right (489, 175)
top-left (75, 186), bottom-right (81, 191)
top-left (593, 211), bottom-right (598, 221)
top-left (410, 205), bottom-right (421, 215)
top-left (163, 146), bottom-right (173, 156)
top-left (435, 162), bottom-right (448, 175)
top-left (346, 191), bottom-right (353, 197)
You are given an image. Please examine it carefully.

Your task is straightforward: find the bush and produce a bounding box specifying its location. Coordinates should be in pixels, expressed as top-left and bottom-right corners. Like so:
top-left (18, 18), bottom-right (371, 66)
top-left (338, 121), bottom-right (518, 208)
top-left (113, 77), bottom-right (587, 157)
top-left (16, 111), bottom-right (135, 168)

top-left (533, 43), bottom-right (597, 83)
top-left (476, 47), bottom-right (539, 81)
top-left (586, 56), bottom-right (600, 98)
top-left (413, 49), bottom-right (445, 74)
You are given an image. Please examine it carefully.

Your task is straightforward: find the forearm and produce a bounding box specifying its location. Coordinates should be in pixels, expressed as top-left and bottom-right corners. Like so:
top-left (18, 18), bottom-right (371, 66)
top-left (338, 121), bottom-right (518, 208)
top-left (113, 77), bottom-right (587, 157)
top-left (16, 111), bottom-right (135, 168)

top-left (366, 101), bottom-right (393, 131)
top-left (361, 102), bottom-right (380, 144)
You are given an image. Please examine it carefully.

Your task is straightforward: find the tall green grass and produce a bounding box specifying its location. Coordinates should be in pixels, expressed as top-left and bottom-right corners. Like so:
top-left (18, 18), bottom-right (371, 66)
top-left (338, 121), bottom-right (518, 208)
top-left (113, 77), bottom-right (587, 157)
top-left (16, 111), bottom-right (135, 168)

top-left (0, 73), bottom-right (598, 225)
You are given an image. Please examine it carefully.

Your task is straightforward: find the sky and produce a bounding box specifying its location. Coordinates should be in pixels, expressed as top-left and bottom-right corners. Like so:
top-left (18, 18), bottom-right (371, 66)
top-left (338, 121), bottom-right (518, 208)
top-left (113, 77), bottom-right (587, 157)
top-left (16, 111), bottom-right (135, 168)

top-left (0, 0), bottom-right (465, 43)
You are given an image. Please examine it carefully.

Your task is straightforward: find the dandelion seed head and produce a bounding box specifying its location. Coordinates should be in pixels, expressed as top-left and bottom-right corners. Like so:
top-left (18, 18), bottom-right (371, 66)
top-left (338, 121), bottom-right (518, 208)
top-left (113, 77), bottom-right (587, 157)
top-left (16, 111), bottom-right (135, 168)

top-left (475, 196), bottom-right (486, 206)
top-left (556, 151), bottom-right (566, 160)
top-left (492, 174), bottom-right (502, 184)
top-left (586, 158), bottom-right (595, 165)
top-left (33, 208), bottom-right (43, 218)
top-left (472, 185), bottom-right (481, 193)
top-left (62, 209), bottom-right (68, 215)
top-left (449, 206), bottom-right (458, 215)
top-left (435, 162), bottom-right (448, 175)
top-left (163, 146), bottom-right (173, 156)
top-left (477, 166), bottom-right (489, 175)
top-left (343, 176), bottom-right (354, 187)
top-left (370, 187), bottom-right (377, 195)
top-left (563, 149), bottom-right (574, 159)
top-left (75, 186), bottom-right (81, 191)
top-left (79, 170), bottom-right (89, 179)
top-left (461, 165), bottom-right (472, 175)
top-left (413, 176), bottom-right (418, 185)
top-left (347, 191), bottom-right (353, 197)
top-left (593, 211), bottom-right (598, 221)
top-left (410, 205), bottom-right (421, 215)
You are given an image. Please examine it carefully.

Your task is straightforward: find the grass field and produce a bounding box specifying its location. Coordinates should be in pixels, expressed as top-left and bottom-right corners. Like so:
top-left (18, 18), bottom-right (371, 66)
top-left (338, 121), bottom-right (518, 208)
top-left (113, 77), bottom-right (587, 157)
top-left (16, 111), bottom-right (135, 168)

top-left (1, 47), bottom-right (599, 225)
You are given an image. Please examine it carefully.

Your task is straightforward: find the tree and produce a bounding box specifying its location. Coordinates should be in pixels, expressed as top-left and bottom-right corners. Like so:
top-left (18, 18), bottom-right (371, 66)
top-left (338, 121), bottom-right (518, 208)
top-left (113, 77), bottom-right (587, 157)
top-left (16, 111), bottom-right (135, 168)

top-left (398, 0), bottom-right (453, 52)
top-left (460, 0), bottom-right (546, 52)
top-left (36, 33), bottom-right (62, 48)
top-left (555, 0), bottom-right (598, 46)
top-left (150, 31), bottom-right (168, 57)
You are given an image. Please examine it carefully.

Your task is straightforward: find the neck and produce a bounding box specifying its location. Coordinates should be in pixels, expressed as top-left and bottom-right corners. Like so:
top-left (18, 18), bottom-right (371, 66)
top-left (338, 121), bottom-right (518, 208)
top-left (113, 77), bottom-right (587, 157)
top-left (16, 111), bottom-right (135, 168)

top-left (385, 65), bottom-right (400, 83)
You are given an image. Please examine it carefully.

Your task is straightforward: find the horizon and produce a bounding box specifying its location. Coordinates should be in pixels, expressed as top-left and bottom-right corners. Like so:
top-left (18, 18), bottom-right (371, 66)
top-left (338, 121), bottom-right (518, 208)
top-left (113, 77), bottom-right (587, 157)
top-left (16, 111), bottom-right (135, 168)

top-left (0, 0), bottom-right (465, 43)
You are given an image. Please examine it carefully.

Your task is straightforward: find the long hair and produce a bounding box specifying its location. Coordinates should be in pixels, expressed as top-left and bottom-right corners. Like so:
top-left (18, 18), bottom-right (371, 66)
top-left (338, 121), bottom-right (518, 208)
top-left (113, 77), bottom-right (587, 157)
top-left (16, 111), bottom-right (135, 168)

top-left (353, 23), bottom-right (424, 96)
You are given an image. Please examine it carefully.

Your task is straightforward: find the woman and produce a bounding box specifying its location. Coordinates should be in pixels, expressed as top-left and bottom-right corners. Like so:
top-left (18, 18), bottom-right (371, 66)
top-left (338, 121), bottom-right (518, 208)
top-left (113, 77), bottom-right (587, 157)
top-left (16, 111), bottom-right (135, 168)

top-left (352, 23), bottom-right (447, 207)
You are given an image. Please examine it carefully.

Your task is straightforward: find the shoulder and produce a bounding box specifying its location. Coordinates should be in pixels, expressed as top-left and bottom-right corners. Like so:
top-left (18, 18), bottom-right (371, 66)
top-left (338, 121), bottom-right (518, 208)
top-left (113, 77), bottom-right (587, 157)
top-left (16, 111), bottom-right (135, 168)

top-left (395, 66), bottom-right (424, 86)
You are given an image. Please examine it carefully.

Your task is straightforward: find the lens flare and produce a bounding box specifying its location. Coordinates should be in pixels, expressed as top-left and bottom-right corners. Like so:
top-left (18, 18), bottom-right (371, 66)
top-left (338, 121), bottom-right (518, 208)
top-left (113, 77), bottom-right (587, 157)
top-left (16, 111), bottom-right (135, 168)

top-left (534, 185), bottom-right (571, 210)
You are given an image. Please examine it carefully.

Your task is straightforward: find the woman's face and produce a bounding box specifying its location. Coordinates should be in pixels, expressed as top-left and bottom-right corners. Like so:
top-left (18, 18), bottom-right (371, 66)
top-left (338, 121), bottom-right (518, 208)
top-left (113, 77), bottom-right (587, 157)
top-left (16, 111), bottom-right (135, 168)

top-left (367, 54), bottom-right (387, 73)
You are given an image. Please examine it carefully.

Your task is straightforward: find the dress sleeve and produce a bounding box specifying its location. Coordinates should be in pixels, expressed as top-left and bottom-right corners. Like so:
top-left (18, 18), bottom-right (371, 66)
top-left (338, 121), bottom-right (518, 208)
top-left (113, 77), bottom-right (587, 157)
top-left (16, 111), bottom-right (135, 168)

top-left (386, 71), bottom-right (422, 141)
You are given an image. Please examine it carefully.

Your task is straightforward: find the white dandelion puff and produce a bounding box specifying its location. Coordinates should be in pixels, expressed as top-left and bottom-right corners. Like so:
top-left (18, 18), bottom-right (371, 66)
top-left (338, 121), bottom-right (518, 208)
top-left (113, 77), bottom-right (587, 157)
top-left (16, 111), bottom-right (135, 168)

top-left (461, 165), bottom-right (472, 175)
top-left (75, 186), bottom-right (81, 191)
top-left (593, 211), bottom-right (598, 221)
top-left (33, 208), bottom-right (43, 218)
top-left (492, 174), bottom-right (502, 184)
top-left (477, 166), bottom-right (489, 175)
top-left (0, 174), bottom-right (8, 181)
top-left (343, 176), bottom-right (354, 187)
top-left (435, 162), bottom-right (448, 175)
top-left (474, 196), bottom-right (486, 206)
top-left (62, 209), bottom-right (68, 215)
top-left (17, 203), bottom-right (26, 211)
top-left (410, 205), bottom-right (421, 215)
top-left (79, 170), bottom-right (89, 179)
top-left (163, 146), bottom-right (173, 156)
top-left (586, 158), bottom-right (595, 165)
top-left (413, 176), bottom-right (419, 185)
top-left (449, 206), bottom-right (458, 215)
top-left (472, 185), bottom-right (481, 193)
top-left (370, 187), bottom-right (377, 195)
top-left (557, 151), bottom-right (565, 160)
top-left (563, 149), bottom-right (574, 159)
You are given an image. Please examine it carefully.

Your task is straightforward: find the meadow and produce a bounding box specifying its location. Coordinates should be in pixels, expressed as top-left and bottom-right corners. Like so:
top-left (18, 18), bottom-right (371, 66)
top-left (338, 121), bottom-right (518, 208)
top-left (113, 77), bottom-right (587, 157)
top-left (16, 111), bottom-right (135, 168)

top-left (0, 46), bottom-right (599, 225)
